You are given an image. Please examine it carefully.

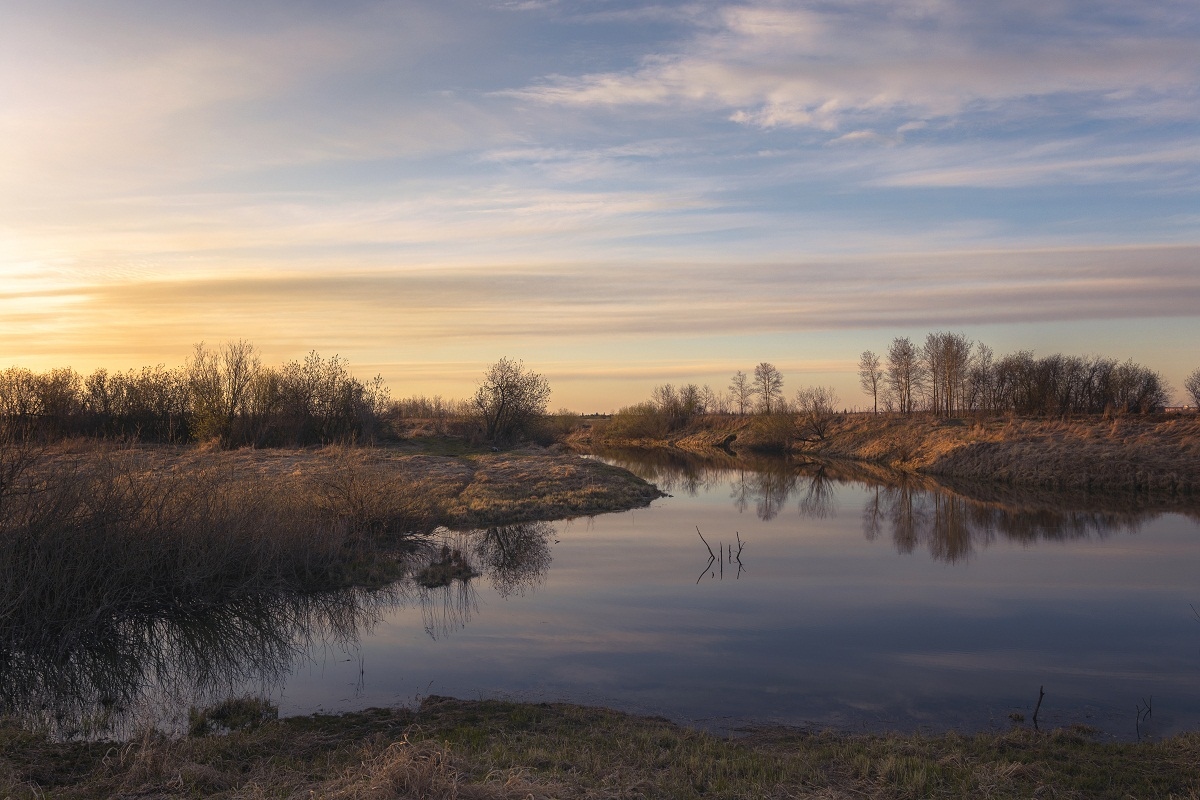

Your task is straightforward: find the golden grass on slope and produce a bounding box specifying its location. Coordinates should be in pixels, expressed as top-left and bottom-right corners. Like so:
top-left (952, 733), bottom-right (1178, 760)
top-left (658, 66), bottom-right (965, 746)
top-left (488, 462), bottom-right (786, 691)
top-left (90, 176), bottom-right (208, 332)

top-left (581, 413), bottom-right (1200, 494)
top-left (813, 414), bottom-right (1200, 493)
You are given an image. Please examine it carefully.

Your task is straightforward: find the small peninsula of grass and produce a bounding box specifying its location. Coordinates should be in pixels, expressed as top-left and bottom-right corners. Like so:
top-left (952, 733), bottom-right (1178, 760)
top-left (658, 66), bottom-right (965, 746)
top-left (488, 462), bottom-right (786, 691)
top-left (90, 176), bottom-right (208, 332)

top-left (0, 436), bottom-right (662, 678)
top-left (3, 696), bottom-right (1198, 799)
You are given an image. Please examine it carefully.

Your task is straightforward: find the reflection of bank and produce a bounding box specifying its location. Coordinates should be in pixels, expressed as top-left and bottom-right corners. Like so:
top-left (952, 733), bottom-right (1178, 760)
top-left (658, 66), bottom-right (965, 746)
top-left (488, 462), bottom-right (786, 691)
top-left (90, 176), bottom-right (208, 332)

top-left (414, 522), bottom-right (555, 639)
top-left (1, 523), bottom-right (558, 737)
top-left (728, 466), bottom-right (837, 521)
top-left (0, 587), bottom-right (404, 739)
top-left (596, 446), bottom-right (1181, 564)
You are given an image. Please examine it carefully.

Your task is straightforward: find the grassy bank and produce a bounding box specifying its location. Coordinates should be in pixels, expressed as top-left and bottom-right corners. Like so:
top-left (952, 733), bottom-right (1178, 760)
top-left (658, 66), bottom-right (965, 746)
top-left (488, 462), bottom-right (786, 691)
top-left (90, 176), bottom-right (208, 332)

top-left (0, 436), bottom-right (660, 651)
top-left (0, 437), bottom-right (661, 731)
top-left (575, 413), bottom-right (1200, 494)
top-left (3, 696), bottom-right (1198, 799)
top-left (16, 438), bottom-right (662, 532)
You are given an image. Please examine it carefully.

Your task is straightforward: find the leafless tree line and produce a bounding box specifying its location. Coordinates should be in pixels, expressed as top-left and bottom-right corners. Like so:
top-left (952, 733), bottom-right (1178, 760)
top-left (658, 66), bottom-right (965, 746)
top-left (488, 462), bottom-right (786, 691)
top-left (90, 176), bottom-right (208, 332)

top-left (610, 361), bottom-right (841, 440)
top-left (0, 341), bottom-right (390, 446)
top-left (859, 332), bottom-right (1172, 417)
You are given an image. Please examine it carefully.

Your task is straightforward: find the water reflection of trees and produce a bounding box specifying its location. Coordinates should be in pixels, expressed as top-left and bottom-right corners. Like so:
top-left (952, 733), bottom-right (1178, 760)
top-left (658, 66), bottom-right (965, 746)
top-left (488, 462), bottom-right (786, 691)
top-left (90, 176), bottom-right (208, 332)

top-left (0, 586), bottom-right (407, 739)
top-left (732, 468), bottom-right (794, 520)
top-left (1, 522), bottom-right (558, 736)
top-left (596, 447), bottom-right (840, 522)
top-left (594, 447), bottom-right (738, 496)
top-left (862, 483), bottom-right (1151, 563)
top-left (474, 522), bottom-right (554, 598)
top-left (413, 522), bottom-right (555, 638)
top-left (598, 447), bottom-right (1194, 563)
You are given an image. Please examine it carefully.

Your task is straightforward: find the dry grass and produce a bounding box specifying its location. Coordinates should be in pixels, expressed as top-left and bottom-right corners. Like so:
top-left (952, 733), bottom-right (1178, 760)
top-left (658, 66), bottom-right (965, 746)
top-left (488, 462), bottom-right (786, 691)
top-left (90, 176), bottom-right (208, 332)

top-left (0, 437), bottom-right (661, 736)
top-left (445, 451), bottom-right (663, 525)
top-left (3, 697), bottom-right (1198, 799)
top-left (40, 441), bottom-right (663, 527)
top-left (818, 414), bottom-right (1200, 493)
top-left (581, 413), bottom-right (1200, 494)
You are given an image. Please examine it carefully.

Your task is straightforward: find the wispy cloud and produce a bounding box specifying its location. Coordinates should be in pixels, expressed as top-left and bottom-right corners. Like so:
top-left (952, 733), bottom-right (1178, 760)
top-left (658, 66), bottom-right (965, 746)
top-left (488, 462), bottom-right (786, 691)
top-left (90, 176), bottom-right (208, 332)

top-left (1, 0), bottom-right (1197, 407)
top-left (873, 141), bottom-right (1200, 188)
top-left (9, 245), bottom-right (1194, 351)
top-left (508, 1), bottom-right (1200, 135)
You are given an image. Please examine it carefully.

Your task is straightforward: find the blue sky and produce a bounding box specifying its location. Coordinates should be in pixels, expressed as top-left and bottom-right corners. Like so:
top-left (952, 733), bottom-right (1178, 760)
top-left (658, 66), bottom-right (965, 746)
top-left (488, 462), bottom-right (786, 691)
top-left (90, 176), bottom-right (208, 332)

top-left (2, 0), bottom-right (1198, 410)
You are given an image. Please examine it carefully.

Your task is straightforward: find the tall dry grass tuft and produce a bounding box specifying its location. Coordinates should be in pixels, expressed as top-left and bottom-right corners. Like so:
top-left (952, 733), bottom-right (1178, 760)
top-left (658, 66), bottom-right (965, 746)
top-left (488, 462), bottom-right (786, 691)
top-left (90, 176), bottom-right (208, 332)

top-left (0, 437), bottom-right (440, 677)
top-left (307, 446), bottom-right (447, 543)
top-left (321, 737), bottom-right (550, 800)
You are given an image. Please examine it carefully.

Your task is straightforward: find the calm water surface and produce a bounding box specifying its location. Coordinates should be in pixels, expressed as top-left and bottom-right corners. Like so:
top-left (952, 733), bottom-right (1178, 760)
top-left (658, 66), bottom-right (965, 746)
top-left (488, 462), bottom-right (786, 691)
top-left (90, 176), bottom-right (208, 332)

top-left (273, 450), bottom-right (1200, 740)
top-left (10, 450), bottom-right (1200, 740)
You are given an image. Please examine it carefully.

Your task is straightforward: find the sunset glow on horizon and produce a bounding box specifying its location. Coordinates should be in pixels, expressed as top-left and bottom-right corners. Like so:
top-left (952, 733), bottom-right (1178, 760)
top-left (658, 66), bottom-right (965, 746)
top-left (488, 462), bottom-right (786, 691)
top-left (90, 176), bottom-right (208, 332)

top-left (3, 0), bottom-right (1198, 411)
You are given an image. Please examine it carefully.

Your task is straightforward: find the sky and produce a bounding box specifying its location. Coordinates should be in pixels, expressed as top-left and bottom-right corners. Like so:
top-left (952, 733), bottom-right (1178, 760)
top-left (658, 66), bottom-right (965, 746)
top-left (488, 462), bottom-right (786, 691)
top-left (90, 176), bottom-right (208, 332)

top-left (2, 0), bottom-right (1198, 411)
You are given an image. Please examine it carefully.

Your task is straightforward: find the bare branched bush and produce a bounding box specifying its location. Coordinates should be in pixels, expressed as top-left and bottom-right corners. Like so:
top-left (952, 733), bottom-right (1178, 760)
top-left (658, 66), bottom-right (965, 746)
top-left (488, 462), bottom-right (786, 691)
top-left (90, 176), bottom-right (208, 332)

top-left (0, 442), bottom-right (436, 662)
top-left (0, 343), bottom-right (390, 448)
top-left (1184, 367), bottom-right (1200, 408)
top-left (607, 402), bottom-right (674, 439)
top-left (795, 385), bottom-right (840, 441)
top-left (473, 358), bottom-right (551, 443)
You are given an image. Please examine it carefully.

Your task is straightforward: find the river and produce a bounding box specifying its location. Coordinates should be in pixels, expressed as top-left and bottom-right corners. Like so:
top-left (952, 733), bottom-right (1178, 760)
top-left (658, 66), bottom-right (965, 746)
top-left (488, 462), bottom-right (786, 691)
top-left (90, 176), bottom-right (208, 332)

top-left (10, 449), bottom-right (1200, 740)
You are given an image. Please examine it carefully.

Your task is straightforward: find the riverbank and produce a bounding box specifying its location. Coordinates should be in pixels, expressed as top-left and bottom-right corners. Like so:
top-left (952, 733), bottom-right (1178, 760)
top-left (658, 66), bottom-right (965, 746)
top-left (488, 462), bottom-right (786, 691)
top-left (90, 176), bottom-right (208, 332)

top-left (3, 696), bottom-right (1197, 799)
top-left (27, 438), bottom-right (664, 530)
top-left (574, 413), bottom-right (1200, 494)
top-left (0, 439), bottom-right (663, 677)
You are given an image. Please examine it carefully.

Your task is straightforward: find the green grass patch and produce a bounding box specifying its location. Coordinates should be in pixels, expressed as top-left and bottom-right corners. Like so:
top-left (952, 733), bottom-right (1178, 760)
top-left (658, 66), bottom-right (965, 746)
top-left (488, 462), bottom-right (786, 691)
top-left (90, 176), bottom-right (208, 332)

top-left (7, 696), bottom-right (1193, 799)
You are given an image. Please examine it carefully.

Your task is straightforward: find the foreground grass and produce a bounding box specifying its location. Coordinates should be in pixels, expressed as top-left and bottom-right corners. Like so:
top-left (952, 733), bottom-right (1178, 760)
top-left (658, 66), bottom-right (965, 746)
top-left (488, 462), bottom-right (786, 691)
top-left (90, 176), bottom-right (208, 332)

top-left (3, 696), bottom-right (1198, 799)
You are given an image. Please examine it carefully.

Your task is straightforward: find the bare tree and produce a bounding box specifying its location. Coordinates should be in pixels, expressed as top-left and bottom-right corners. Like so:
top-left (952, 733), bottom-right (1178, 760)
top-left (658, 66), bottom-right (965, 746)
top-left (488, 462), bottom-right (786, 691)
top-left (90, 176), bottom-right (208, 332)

top-left (729, 370), bottom-right (754, 416)
top-left (699, 384), bottom-right (718, 415)
top-left (922, 331), bottom-right (972, 417)
top-left (1185, 368), bottom-right (1200, 408)
top-left (752, 362), bottom-right (784, 414)
top-left (967, 343), bottom-right (995, 413)
top-left (473, 358), bottom-right (551, 443)
top-left (679, 383), bottom-right (703, 419)
top-left (795, 385), bottom-right (840, 440)
top-left (187, 340), bottom-right (261, 445)
top-left (858, 350), bottom-right (883, 414)
top-left (886, 338), bottom-right (923, 414)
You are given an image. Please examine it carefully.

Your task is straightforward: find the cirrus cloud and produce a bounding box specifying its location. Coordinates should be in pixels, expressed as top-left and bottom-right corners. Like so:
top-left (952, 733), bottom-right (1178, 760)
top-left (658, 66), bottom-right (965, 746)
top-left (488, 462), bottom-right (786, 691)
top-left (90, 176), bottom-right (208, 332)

top-left (508, 1), bottom-right (1200, 135)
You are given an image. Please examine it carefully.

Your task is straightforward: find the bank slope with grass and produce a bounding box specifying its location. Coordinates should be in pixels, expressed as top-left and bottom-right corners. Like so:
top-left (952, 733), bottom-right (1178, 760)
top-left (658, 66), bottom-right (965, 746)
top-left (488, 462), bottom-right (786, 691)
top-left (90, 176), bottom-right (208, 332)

top-left (576, 414), bottom-right (1200, 494)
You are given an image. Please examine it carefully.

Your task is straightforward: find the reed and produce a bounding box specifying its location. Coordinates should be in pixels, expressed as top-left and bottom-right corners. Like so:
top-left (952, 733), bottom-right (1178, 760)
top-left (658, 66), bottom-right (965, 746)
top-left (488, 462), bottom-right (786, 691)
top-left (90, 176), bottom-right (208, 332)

top-left (0, 437), bottom-right (438, 675)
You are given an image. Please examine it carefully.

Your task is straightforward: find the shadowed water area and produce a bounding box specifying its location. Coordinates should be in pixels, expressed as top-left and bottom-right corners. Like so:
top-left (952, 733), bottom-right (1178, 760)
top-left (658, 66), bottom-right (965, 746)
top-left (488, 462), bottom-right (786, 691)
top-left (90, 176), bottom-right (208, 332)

top-left (6, 449), bottom-right (1200, 741)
